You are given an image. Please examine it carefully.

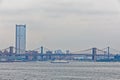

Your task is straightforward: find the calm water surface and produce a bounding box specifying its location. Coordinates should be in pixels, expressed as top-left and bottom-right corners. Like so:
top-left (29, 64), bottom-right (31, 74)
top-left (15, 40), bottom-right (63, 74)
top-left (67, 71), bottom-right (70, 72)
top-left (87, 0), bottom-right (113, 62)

top-left (0, 62), bottom-right (120, 80)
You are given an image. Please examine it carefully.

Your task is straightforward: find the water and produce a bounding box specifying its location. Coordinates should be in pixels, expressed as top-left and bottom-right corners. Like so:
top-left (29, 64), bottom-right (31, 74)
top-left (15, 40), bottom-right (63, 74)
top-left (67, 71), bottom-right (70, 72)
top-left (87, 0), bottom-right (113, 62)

top-left (0, 61), bottom-right (120, 80)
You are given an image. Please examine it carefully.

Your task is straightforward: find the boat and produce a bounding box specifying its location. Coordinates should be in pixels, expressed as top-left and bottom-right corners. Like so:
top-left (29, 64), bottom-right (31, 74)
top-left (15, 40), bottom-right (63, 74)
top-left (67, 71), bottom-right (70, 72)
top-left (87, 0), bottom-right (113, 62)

top-left (51, 60), bottom-right (69, 63)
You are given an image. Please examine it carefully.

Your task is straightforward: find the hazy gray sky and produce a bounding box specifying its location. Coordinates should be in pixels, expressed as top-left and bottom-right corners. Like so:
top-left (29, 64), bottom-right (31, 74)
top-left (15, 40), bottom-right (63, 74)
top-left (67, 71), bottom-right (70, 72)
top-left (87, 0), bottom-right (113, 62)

top-left (0, 0), bottom-right (120, 51)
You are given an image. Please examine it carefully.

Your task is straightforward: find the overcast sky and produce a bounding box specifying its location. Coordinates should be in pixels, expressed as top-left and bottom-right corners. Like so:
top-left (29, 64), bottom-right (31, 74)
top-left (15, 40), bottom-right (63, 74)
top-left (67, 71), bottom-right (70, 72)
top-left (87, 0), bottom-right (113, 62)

top-left (0, 0), bottom-right (120, 51)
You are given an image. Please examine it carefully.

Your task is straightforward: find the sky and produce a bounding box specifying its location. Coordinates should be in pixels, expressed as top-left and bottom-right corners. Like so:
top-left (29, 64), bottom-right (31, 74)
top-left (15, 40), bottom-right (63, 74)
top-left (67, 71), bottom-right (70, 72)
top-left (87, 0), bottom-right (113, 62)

top-left (0, 0), bottom-right (120, 52)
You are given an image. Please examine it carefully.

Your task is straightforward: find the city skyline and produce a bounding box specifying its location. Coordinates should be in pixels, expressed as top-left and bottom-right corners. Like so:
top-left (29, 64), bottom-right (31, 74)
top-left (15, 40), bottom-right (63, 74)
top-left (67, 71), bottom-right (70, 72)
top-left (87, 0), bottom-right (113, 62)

top-left (0, 0), bottom-right (120, 51)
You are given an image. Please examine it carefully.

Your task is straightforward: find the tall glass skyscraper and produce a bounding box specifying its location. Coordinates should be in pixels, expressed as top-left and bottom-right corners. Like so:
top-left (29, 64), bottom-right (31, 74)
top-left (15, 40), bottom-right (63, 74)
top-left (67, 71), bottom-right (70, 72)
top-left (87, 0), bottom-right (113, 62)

top-left (16, 25), bottom-right (26, 54)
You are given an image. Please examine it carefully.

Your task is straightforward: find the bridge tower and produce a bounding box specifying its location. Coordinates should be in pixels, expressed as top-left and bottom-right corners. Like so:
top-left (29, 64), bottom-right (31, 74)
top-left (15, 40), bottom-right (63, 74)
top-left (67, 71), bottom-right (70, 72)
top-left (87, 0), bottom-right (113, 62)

top-left (107, 47), bottom-right (110, 60)
top-left (40, 46), bottom-right (44, 60)
top-left (92, 48), bottom-right (97, 61)
top-left (41, 46), bottom-right (44, 54)
top-left (9, 46), bottom-right (14, 54)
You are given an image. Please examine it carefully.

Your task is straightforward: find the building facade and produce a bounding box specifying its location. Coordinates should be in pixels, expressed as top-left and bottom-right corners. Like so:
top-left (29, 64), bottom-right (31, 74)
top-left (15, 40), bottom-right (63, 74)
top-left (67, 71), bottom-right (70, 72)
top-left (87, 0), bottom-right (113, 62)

top-left (16, 24), bottom-right (26, 54)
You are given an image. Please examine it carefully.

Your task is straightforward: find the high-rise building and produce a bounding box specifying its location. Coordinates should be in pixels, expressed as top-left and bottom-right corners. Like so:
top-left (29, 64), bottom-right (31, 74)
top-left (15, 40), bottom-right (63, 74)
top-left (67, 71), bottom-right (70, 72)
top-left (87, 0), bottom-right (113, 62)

top-left (16, 24), bottom-right (26, 54)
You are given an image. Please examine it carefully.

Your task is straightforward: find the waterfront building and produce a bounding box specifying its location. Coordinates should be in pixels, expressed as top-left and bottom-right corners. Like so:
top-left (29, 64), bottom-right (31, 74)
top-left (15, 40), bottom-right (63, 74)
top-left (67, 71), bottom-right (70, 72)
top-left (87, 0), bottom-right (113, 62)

top-left (16, 24), bottom-right (26, 54)
top-left (54, 50), bottom-right (63, 54)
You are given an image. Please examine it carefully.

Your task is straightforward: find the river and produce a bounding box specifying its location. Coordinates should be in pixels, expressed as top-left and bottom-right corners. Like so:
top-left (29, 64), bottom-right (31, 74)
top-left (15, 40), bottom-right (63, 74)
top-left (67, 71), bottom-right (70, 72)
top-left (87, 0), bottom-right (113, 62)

top-left (0, 61), bottom-right (119, 80)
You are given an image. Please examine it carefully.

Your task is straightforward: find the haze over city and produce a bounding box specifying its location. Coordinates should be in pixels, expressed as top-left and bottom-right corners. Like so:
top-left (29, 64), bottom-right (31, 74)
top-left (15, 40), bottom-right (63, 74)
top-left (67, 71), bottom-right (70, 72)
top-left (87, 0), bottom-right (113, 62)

top-left (0, 0), bottom-right (120, 51)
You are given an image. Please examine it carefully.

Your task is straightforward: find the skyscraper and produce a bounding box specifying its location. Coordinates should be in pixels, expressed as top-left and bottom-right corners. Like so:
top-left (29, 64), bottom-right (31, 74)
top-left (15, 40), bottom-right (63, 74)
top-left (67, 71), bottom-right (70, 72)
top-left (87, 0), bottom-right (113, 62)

top-left (16, 24), bottom-right (26, 54)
